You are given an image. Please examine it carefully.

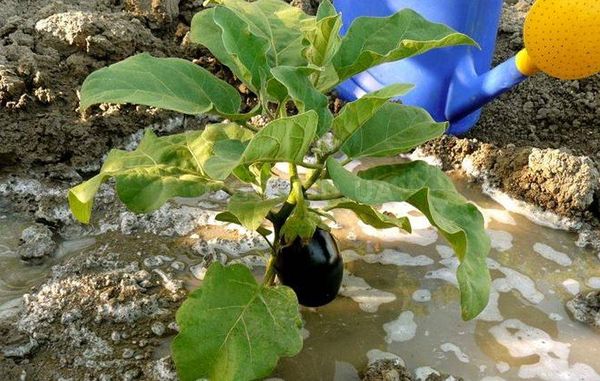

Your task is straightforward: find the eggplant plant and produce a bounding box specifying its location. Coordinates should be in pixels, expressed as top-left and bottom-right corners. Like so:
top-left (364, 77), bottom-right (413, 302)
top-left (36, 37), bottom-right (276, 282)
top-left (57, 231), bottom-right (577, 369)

top-left (67, 0), bottom-right (491, 380)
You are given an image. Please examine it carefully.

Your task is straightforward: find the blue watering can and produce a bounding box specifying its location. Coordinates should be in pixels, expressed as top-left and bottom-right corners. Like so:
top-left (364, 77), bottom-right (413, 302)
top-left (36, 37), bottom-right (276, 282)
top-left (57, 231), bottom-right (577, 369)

top-left (333, 0), bottom-right (600, 135)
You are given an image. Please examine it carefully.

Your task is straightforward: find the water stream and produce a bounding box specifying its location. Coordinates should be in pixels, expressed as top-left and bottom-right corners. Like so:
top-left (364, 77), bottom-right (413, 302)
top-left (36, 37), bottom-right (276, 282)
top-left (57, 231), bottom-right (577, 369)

top-left (1, 176), bottom-right (599, 380)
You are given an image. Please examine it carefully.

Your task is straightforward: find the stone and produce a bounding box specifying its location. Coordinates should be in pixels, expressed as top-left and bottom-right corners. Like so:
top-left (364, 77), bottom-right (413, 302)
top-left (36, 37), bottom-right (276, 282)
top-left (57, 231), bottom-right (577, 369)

top-left (361, 359), bottom-right (414, 381)
top-left (566, 290), bottom-right (600, 328)
top-left (16, 223), bottom-right (57, 260)
top-left (124, 0), bottom-right (181, 28)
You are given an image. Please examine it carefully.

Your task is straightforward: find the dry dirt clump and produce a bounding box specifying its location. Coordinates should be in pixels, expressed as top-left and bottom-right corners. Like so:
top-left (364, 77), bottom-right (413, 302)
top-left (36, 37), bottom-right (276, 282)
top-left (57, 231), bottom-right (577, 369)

top-left (419, 136), bottom-right (600, 220)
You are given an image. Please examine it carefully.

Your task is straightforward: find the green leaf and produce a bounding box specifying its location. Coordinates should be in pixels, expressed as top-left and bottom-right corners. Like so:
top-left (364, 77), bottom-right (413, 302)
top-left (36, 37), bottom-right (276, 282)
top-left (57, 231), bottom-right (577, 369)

top-left (213, 6), bottom-right (272, 94)
top-left (326, 159), bottom-right (490, 320)
top-left (172, 262), bottom-right (302, 381)
top-left (332, 84), bottom-right (413, 144)
top-left (331, 9), bottom-right (477, 84)
top-left (316, 0), bottom-right (337, 20)
top-left (271, 66), bottom-right (333, 136)
top-left (191, 123), bottom-right (254, 176)
top-left (342, 103), bottom-right (447, 158)
top-left (205, 111), bottom-right (318, 180)
top-left (228, 193), bottom-right (284, 231)
top-left (328, 201), bottom-right (411, 232)
top-left (79, 53), bottom-right (241, 116)
top-left (69, 130), bottom-right (222, 223)
top-left (215, 211), bottom-right (272, 236)
top-left (214, 0), bottom-right (311, 67)
top-left (304, 1), bottom-right (342, 90)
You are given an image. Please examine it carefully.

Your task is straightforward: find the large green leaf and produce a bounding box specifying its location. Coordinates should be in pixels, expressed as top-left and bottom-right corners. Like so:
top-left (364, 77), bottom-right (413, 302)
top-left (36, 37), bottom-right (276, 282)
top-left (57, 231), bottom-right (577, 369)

top-left (213, 6), bottom-right (272, 95)
top-left (326, 159), bottom-right (490, 320)
top-left (79, 53), bottom-right (241, 116)
top-left (271, 66), bottom-right (333, 136)
top-left (227, 193), bottom-right (284, 231)
top-left (191, 123), bottom-right (253, 176)
top-left (212, 0), bottom-right (311, 67)
top-left (172, 262), bottom-right (302, 381)
top-left (68, 130), bottom-right (222, 223)
top-left (328, 201), bottom-right (411, 232)
top-left (342, 103), bottom-right (447, 158)
top-left (205, 111), bottom-right (318, 180)
top-left (331, 84), bottom-right (413, 144)
top-left (331, 9), bottom-right (477, 84)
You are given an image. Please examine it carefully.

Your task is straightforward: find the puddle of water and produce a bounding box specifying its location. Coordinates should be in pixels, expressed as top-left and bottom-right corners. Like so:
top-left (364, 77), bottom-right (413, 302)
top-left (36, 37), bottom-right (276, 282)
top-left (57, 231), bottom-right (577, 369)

top-left (0, 211), bottom-right (96, 317)
top-left (1, 170), bottom-right (599, 381)
top-left (274, 176), bottom-right (600, 381)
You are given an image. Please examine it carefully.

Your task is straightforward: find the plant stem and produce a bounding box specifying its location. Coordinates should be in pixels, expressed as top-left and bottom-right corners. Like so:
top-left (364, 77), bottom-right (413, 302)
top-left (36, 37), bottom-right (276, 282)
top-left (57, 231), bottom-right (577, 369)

top-left (262, 255), bottom-right (277, 286)
top-left (299, 162), bottom-right (323, 170)
top-left (306, 192), bottom-right (344, 201)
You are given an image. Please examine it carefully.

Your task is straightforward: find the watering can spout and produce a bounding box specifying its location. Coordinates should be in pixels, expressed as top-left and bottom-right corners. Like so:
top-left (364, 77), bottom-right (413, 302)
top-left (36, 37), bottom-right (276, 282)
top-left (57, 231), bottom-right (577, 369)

top-left (445, 49), bottom-right (538, 124)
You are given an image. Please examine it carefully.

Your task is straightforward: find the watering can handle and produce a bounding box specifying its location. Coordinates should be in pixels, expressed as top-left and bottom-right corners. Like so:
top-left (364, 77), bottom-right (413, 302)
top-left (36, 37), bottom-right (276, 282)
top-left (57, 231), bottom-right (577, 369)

top-left (445, 49), bottom-right (538, 123)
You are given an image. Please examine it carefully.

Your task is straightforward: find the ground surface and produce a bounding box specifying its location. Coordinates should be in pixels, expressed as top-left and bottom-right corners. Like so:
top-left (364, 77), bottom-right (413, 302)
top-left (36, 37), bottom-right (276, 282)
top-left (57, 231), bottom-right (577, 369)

top-left (0, 0), bottom-right (599, 380)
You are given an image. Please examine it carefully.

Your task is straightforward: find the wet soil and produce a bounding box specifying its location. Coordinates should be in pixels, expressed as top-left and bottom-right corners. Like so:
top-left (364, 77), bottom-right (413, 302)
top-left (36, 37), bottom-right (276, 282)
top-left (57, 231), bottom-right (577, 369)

top-left (0, 0), bottom-right (599, 380)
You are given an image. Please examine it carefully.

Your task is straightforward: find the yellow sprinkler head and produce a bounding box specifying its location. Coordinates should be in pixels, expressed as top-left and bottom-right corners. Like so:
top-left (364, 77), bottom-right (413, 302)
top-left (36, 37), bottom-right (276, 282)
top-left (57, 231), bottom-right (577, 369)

top-left (523, 0), bottom-right (600, 80)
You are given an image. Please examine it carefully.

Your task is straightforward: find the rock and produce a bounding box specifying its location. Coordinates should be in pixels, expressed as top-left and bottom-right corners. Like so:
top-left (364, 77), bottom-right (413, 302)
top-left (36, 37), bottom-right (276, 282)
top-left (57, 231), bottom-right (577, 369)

top-left (34, 11), bottom-right (160, 60)
top-left (566, 290), bottom-right (600, 328)
top-left (361, 359), bottom-right (414, 381)
top-left (16, 223), bottom-right (57, 260)
top-left (150, 321), bottom-right (165, 337)
top-left (125, 0), bottom-right (181, 28)
top-left (2, 338), bottom-right (38, 358)
top-left (0, 68), bottom-right (26, 105)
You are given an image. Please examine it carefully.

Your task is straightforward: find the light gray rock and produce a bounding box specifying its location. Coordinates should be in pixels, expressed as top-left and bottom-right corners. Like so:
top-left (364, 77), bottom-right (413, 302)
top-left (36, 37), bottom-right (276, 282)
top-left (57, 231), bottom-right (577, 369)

top-left (17, 223), bottom-right (57, 260)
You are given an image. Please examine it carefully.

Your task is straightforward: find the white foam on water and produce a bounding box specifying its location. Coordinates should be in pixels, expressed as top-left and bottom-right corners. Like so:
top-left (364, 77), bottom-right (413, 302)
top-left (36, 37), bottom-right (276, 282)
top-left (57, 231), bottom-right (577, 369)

top-left (414, 367), bottom-right (440, 381)
top-left (562, 278), bottom-right (581, 295)
top-left (340, 273), bottom-right (396, 313)
top-left (548, 313), bottom-right (564, 321)
top-left (481, 184), bottom-right (580, 231)
top-left (436, 245), bottom-right (454, 259)
top-left (341, 249), bottom-right (361, 263)
top-left (490, 319), bottom-right (600, 381)
top-left (533, 243), bottom-right (573, 266)
top-left (383, 311), bottom-right (417, 343)
top-left (366, 349), bottom-right (405, 366)
top-left (362, 249), bottom-right (434, 267)
top-left (412, 289), bottom-right (432, 303)
top-left (440, 342), bottom-right (470, 363)
top-left (489, 258), bottom-right (545, 304)
top-left (356, 221), bottom-right (438, 246)
top-left (427, 257), bottom-right (543, 322)
top-left (487, 229), bottom-right (514, 252)
top-left (481, 207), bottom-right (517, 227)
top-left (496, 361), bottom-right (510, 373)
top-left (476, 288), bottom-right (503, 322)
top-left (586, 277), bottom-right (600, 289)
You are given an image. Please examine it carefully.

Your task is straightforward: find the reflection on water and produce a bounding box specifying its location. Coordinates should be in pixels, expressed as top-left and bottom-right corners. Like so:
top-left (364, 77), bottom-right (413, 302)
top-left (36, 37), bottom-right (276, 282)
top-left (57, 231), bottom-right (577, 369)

top-left (275, 175), bottom-right (600, 381)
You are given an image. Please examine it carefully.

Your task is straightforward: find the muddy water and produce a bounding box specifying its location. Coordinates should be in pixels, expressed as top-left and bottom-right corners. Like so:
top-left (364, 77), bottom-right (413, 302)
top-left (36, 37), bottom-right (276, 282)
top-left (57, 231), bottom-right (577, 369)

top-left (274, 178), bottom-right (600, 381)
top-left (0, 210), bottom-right (96, 318)
top-left (1, 176), bottom-right (599, 381)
